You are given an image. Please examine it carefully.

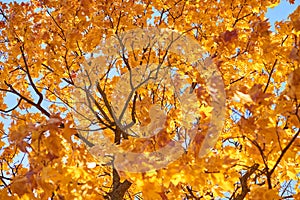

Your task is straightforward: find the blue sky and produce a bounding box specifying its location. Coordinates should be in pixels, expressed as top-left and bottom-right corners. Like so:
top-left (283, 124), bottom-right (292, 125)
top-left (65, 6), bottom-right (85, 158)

top-left (266, 0), bottom-right (299, 29)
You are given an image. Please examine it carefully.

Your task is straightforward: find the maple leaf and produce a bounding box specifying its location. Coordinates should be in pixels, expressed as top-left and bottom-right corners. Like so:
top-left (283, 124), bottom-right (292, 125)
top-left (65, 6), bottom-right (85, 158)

top-left (289, 47), bottom-right (300, 62)
top-left (233, 91), bottom-right (253, 103)
top-left (221, 29), bottom-right (238, 43)
top-left (214, 29), bottom-right (239, 47)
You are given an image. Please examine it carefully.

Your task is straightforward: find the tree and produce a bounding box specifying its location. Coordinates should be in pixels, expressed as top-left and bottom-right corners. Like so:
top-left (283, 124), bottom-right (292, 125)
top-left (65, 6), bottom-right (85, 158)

top-left (0, 0), bottom-right (299, 199)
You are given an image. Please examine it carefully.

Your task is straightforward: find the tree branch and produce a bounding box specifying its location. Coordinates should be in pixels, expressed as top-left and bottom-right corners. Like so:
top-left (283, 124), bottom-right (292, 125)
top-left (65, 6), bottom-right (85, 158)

top-left (234, 163), bottom-right (259, 200)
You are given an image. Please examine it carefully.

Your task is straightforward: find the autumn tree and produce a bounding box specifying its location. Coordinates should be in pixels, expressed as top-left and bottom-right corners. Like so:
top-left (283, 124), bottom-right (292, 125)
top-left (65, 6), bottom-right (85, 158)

top-left (0, 0), bottom-right (300, 199)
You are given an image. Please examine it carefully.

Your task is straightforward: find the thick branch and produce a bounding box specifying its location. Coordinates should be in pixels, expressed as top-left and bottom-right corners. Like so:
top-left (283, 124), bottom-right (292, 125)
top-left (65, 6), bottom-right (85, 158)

top-left (234, 164), bottom-right (259, 200)
top-left (4, 81), bottom-right (51, 117)
top-left (20, 45), bottom-right (44, 105)
top-left (107, 168), bottom-right (132, 200)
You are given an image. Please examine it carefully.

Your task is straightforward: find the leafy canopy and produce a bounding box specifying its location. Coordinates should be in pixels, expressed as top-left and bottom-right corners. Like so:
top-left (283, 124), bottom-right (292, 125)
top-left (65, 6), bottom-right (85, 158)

top-left (0, 0), bottom-right (300, 199)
